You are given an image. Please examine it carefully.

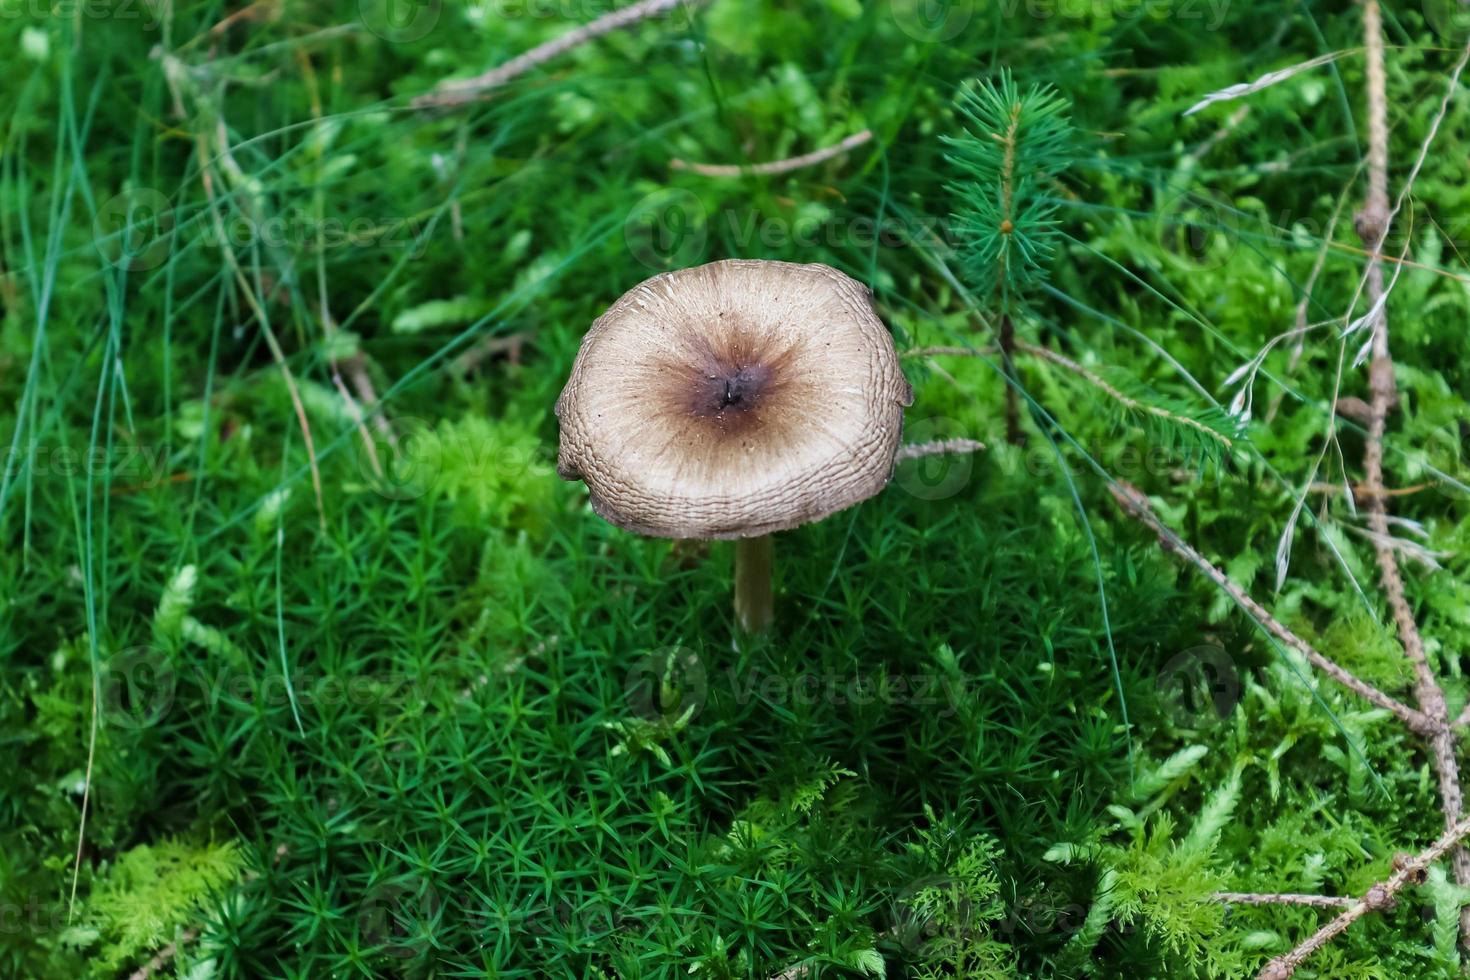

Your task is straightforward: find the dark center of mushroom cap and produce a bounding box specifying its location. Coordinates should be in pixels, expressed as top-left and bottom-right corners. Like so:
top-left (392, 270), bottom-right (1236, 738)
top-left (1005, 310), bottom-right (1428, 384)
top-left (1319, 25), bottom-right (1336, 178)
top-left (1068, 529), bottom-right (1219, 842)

top-left (693, 363), bottom-right (773, 416)
top-left (658, 324), bottom-right (797, 437)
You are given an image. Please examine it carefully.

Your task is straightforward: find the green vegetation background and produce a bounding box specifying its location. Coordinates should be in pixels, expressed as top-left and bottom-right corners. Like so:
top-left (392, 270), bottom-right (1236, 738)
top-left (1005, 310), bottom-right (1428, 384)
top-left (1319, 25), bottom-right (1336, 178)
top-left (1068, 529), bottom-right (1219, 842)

top-left (1, 1), bottom-right (1468, 977)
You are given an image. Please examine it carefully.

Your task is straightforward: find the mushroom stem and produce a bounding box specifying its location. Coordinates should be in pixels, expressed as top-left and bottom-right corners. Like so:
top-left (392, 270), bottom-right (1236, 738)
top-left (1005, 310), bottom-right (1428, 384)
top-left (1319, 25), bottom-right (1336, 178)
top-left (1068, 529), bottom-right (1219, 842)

top-left (734, 535), bottom-right (774, 633)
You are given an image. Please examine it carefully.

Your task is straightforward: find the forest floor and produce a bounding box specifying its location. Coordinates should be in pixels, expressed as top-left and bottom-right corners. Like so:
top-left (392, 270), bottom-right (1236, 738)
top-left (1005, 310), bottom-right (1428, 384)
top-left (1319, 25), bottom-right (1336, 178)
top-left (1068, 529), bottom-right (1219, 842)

top-left (2, 1), bottom-right (1470, 977)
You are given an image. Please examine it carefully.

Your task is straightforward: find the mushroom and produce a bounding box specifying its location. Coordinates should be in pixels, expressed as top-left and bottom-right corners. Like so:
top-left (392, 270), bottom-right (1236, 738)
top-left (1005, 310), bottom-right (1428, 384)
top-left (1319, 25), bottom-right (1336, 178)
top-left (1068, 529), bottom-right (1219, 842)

top-left (555, 259), bottom-right (913, 633)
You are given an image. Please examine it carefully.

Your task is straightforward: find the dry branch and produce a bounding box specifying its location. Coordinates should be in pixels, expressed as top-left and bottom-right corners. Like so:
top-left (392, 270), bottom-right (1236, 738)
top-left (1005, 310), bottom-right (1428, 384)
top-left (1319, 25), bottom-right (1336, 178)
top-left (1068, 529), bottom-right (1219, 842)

top-left (452, 333), bottom-right (531, 374)
top-left (415, 0), bottom-right (710, 108)
top-left (127, 930), bottom-right (199, 980)
top-left (1258, 815), bottom-right (1470, 979)
top-left (903, 344), bottom-right (998, 358)
top-left (1107, 481), bottom-right (1430, 733)
top-left (669, 129), bottom-right (873, 177)
top-left (1213, 892), bottom-right (1356, 910)
top-left (1353, 0), bottom-right (1470, 945)
top-left (896, 438), bottom-right (987, 460)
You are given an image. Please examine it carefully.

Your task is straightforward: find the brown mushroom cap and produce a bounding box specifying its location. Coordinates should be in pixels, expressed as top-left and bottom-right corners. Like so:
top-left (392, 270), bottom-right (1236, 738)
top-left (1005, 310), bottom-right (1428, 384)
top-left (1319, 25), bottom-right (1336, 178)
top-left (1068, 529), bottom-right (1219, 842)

top-left (555, 259), bottom-right (914, 539)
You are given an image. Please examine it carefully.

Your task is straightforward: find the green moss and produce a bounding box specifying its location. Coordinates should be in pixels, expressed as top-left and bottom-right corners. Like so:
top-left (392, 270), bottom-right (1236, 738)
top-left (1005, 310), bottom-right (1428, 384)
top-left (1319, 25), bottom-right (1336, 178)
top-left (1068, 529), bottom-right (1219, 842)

top-left (2, 2), bottom-right (1469, 977)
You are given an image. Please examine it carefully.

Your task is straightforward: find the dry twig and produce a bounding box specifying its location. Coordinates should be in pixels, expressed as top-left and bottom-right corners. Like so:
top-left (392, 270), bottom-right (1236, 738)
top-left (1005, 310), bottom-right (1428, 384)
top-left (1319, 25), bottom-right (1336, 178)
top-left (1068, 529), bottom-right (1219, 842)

top-left (1258, 816), bottom-right (1470, 979)
top-left (415, 0), bottom-right (710, 108)
top-left (451, 332), bottom-right (531, 374)
top-left (1107, 482), bottom-right (1429, 733)
top-left (1213, 892), bottom-right (1356, 910)
top-left (127, 929), bottom-right (199, 980)
top-left (1352, 0), bottom-right (1470, 947)
top-left (1117, 438), bottom-right (1470, 973)
top-left (669, 129), bottom-right (873, 177)
top-left (903, 344), bottom-right (997, 358)
top-left (896, 438), bottom-right (987, 461)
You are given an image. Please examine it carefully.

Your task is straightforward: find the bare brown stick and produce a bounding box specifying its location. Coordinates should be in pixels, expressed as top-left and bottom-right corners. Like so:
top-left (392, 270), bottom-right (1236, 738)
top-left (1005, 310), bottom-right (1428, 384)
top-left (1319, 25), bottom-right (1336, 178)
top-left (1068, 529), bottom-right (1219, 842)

top-left (1258, 815), bottom-right (1470, 979)
top-left (1213, 892), bottom-right (1355, 910)
top-left (451, 332), bottom-right (531, 374)
top-left (415, 0), bottom-right (711, 108)
top-left (670, 129), bottom-right (873, 177)
top-left (331, 373), bottom-right (380, 470)
top-left (1308, 481), bottom-right (1429, 499)
top-left (342, 353), bottom-right (393, 442)
top-left (1338, 20), bottom-right (1470, 336)
top-left (896, 438), bottom-right (987, 461)
top-left (903, 344), bottom-right (998, 358)
top-left (207, 0), bottom-right (277, 36)
top-left (127, 929), bottom-right (199, 980)
top-left (1107, 482), bottom-right (1430, 733)
top-left (1357, 0), bottom-right (1438, 746)
top-left (1354, 0), bottom-right (1470, 943)
top-left (770, 963), bottom-right (811, 980)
